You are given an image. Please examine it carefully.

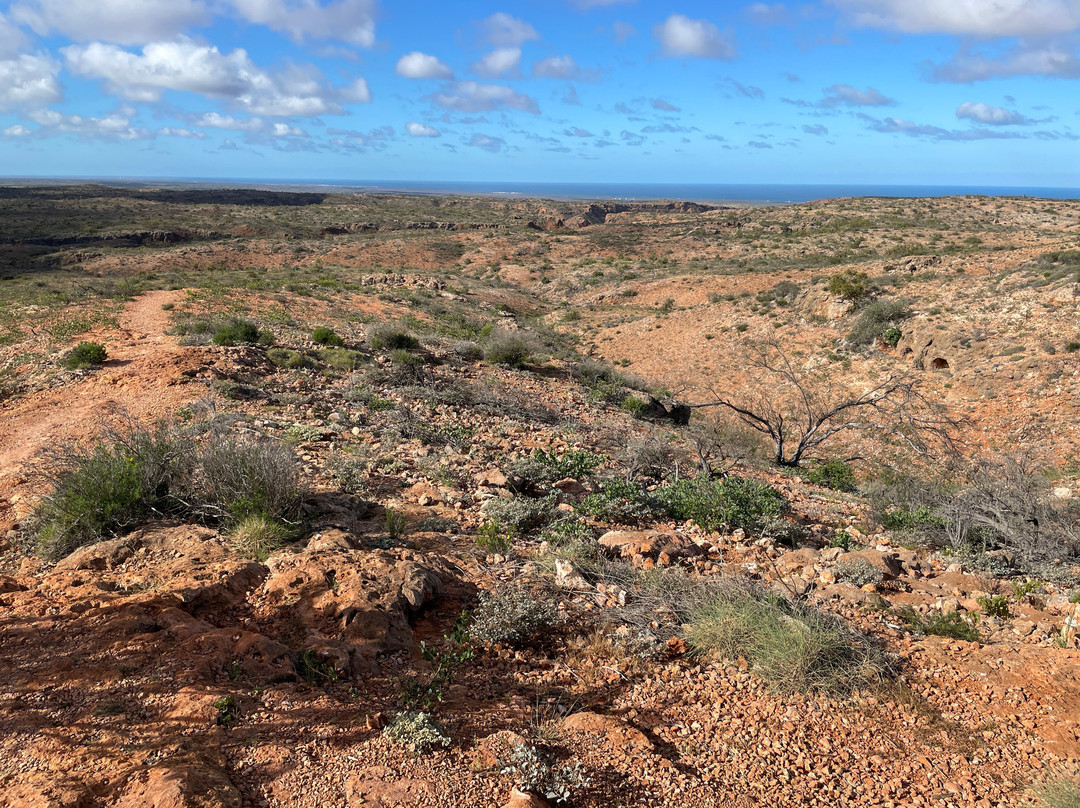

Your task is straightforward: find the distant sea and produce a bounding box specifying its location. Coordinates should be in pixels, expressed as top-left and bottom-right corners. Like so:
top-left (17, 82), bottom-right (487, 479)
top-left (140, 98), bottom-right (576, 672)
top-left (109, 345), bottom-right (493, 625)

top-left (7, 177), bottom-right (1080, 204)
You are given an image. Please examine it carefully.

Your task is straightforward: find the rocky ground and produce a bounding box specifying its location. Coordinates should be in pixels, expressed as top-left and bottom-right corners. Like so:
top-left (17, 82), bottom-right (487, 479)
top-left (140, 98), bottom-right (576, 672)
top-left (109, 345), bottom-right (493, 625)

top-left (0, 187), bottom-right (1078, 808)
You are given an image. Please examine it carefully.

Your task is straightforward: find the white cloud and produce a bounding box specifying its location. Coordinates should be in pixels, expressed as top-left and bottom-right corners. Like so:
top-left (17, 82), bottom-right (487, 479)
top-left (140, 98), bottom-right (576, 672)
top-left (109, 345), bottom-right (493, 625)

top-left (63, 39), bottom-right (368, 117)
top-left (478, 12), bottom-right (539, 46)
top-left (471, 47), bottom-right (521, 78)
top-left (12, 0), bottom-right (209, 45)
top-left (929, 45), bottom-right (1080, 82)
top-left (271, 122), bottom-right (308, 137)
top-left (406, 121), bottom-right (440, 137)
top-left (612, 21), bottom-right (637, 42)
top-left (956, 101), bottom-right (1030, 124)
top-left (0, 53), bottom-right (61, 110)
top-left (396, 51), bottom-right (453, 79)
top-left (195, 112), bottom-right (264, 130)
top-left (746, 3), bottom-right (791, 25)
top-left (3, 123), bottom-right (32, 136)
top-left (653, 14), bottom-right (737, 60)
top-left (467, 132), bottom-right (506, 152)
top-left (532, 55), bottom-right (600, 81)
top-left (0, 12), bottom-right (28, 58)
top-left (430, 81), bottom-right (539, 114)
top-left (159, 127), bottom-right (206, 138)
top-left (27, 108), bottom-right (152, 139)
top-left (829, 0), bottom-right (1080, 36)
top-left (228, 0), bottom-right (377, 46)
top-left (820, 83), bottom-right (896, 107)
top-left (327, 124), bottom-right (393, 151)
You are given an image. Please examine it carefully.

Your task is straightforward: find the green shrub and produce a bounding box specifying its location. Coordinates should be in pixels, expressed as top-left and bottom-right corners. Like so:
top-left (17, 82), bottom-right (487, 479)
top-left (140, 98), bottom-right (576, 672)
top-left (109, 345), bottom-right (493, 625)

top-left (484, 333), bottom-right (531, 368)
top-left (834, 558), bottom-right (884, 587)
top-left (579, 478), bottom-right (654, 524)
top-left (190, 431), bottom-right (301, 524)
top-left (369, 323), bottom-right (419, 351)
top-left (469, 583), bottom-right (560, 648)
top-left (33, 425), bottom-right (182, 560)
top-left (531, 448), bottom-right (604, 480)
top-left (827, 269), bottom-right (871, 302)
top-left (266, 348), bottom-right (308, 369)
top-left (64, 341), bottom-right (107, 369)
top-left (846, 298), bottom-right (910, 347)
top-left (318, 347), bottom-right (364, 372)
top-left (1030, 773), bottom-right (1080, 808)
top-left (230, 513), bottom-right (291, 561)
top-left (1066, 341), bottom-right (1080, 354)
top-left (212, 318), bottom-right (271, 346)
top-left (499, 742), bottom-right (587, 805)
top-left (476, 522), bottom-right (512, 554)
top-left (685, 582), bottom-right (888, 694)
top-left (807, 459), bottom-right (858, 493)
top-left (655, 475), bottom-right (785, 533)
top-left (977, 593), bottom-right (1011, 618)
top-left (484, 494), bottom-right (558, 538)
top-left (383, 711), bottom-right (450, 753)
top-left (899, 608), bottom-right (981, 642)
top-left (311, 326), bottom-right (344, 347)
top-left (620, 395), bottom-right (648, 416)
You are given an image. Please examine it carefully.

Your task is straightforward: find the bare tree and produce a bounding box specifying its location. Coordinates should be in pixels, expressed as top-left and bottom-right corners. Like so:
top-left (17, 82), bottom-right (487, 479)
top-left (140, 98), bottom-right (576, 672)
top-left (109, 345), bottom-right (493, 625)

top-left (691, 341), bottom-right (959, 468)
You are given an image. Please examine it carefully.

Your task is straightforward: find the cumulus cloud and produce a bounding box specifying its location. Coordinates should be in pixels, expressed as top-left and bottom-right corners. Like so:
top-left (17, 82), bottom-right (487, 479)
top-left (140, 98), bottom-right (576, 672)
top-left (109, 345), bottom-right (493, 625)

top-left (328, 124), bottom-right (393, 152)
top-left (654, 14), bottom-right (737, 60)
top-left (471, 47), bottom-right (521, 78)
top-left (956, 101), bottom-right (1031, 125)
top-left (478, 12), bottom-right (539, 47)
top-left (11, 0), bottom-right (208, 45)
top-left (63, 39), bottom-right (369, 116)
top-left (396, 51), bottom-right (453, 79)
top-left (862, 115), bottom-right (1067, 141)
top-left (159, 127), bottom-right (206, 138)
top-left (3, 124), bottom-right (31, 136)
top-left (652, 98), bottom-right (679, 111)
top-left (467, 132), bottom-right (506, 152)
top-left (829, 0), bottom-right (1080, 36)
top-left (0, 11), bottom-right (28, 58)
top-left (532, 55), bottom-right (600, 81)
top-left (228, 0), bottom-right (377, 46)
top-left (928, 45), bottom-right (1080, 82)
top-left (27, 108), bottom-right (153, 140)
top-left (820, 83), bottom-right (896, 107)
top-left (0, 53), bottom-right (61, 110)
top-left (406, 120), bottom-right (440, 137)
top-left (430, 81), bottom-right (539, 114)
top-left (194, 112), bottom-right (264, 130)
top-left (563, 126), bottom-right (593, 137)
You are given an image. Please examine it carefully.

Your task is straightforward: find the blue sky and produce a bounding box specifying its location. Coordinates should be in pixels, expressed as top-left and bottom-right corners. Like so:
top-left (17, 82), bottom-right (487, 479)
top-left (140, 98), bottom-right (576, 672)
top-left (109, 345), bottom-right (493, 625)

top-left (1, 0), bottom-right (1079, 186)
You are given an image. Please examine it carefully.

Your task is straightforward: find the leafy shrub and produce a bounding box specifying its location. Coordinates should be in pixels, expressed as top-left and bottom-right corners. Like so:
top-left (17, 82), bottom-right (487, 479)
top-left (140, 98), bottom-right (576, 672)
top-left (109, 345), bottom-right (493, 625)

top-left (33, 425), bottom-right (182, 560)
top-left (318, 347), bottom-right (364, 372)
top-left (1066, 341), bottom-right (1080, 354)
top-left (451, 340), bottom-right (484, 361)
top-left (212, 318), bottom-right (271, 346)
top-left (64, 341), bottom-right (107, 370)
top-left (230, 513), bottom-right (291, 561)
top-left (484, 333), bottom-right (531, 368)
top-left (827, 269), bottom-right (871, 302)
top-left (846, 298), bottom-right (911, 347)
top-left (977, 593), bottom-right (1011, 618)
top-left (476, 522), bottom-right (512, 554)
top-left (899, 608), bottom-right (981, 642)
top-left (539, 518), bottom-right (594, 548)
top-left (500, 742), bottom-right (588, 805)
top-left (579, 478), bottom-right (654, 524)
top-left (654, 475), bottom-right (785, 532)
top-left (684, 581), bottom-right (889, 694)
top-left (484, 494), bottom-right (558, 538)
top-left (266, 348), bottom-right (308, 369)
top-left (189, 431), bottom-right (301, 524)
top-left (311, 326), bottom-right (344, 347)
top-left (807, 459), bottom-right (858, 492)
top-left (469, 583), bottom-right (560, 648)
top-left (369, 323), bottom-right (419, 351)
top-left (834, 558), bottom-right (884, 587)
top-left (383, 711), bottom-right (451, 753)
top-left (531, 448), bottom-right (604, 480)
top-left (620, 395), bottom-right (648, 416)
top-left (325, 450), bottom-right (369, 495)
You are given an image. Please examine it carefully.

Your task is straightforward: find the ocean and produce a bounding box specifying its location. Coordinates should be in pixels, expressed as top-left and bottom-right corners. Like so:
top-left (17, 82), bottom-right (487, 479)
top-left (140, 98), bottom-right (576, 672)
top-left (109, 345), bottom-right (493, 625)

top-left (6, 176), bottom-right (1080, 204)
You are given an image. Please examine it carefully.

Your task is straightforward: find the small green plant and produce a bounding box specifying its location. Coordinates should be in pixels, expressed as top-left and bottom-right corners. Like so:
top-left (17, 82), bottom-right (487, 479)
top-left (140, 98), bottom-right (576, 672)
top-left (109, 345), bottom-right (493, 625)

top-left (620, 395), bottom-right (648, 416)
top-left (212, 318), bottom-right (271, 346)
top-left (977, 593), bottom-right (1011, 619)
top-left (311, 326), bottom-right (344, 346)
top-left (834, 558), bottom-right (884, 587)
top-left (476, 522), bottom-right (512, 554)
top-left (1065, 341), bottom-right (1080, 353)
top-left (384, 508), bottom-right (407, 542)
top-left (531, 448), bottom-right (604, 480)
top-left (830, 529), bottom-right (853, 551)
top-left (1027, 772), bottom-right (1080, 808)
top-left (807, 459), bottom-right (858, 493)
top-left (1011, 578), bottom-right (1043, 602)
top-left (883, 327), bottom-right (902, 347)
top-left (655, 475), bottom-right (786, 533)
top-left (484, 494), bottom-right (558, 538)
top-left (899, 608), bottom-right (981, 642)
top-left (383, 711), bottom-right (451, 753)
top-left (484, 333), bottom-right (531, 368)
top-left (500, 742), bottom-right (588, 805)
top-left (469, 583), bottom-right (560, 648)
top-left (827, 269), bottom-right (871, 302)
top-left (64, 341), bottom-right (107, 369)
top-left (579, 478), bottom-right (653, 524)
top-left (295, 649), bottom-right (339, 684)
top-left (230, 513), bottom-right (291, 561)
top-left (369, 323), bottom-right (419, 351)
top-left (266, 348), bottom-right (308, 369)
top-left (213, 695), bottom-right (239, 727)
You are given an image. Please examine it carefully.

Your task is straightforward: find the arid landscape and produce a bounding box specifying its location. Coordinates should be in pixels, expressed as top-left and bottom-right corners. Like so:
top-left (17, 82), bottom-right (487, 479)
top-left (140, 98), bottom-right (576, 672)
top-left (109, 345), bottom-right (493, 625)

top-left (1, 184), bottom-right (1079, 808)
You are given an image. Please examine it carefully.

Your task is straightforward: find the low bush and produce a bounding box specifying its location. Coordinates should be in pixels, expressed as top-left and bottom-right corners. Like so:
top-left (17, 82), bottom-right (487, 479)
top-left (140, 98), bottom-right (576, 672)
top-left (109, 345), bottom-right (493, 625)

top-left (834, 558), bottom-right (884, 587)
top-left (212, 318), bottom-right (272, 346)
top-left (579, 478), bottom-right (654, 524)
top-left (230, 513), bottom-right (292, 561)
top-left (846, 298), bottom-right (911, 347)
top-left (530, 448), bottom-right (604, 480)
top-left (499, 742), bottom-right (588, 805)
top-left (1030, 773), bottom-right (1080, 808)
top-left (383, 711), bottom-right (450, 753)
top-left (684, 581), bottom-right (889, 694)
top-left (484, 333), bottom-right (531, 368)
top-left (898, 608), bottom-right (981, 642)
top-left (827, 269), bottom-right (871, 302)
top-left (807, 459), bottom-right (858, 493)
top-left (191, 431), bottom-right (301, 524)
top-left (311, 326), bottom-right (344, 347)
top-left (369, 323), bottom-right (419, 351)
top-left (654, 475), bottom-right (785, 533)
top-left (266, 348), bottom-right (308, 369)
top-left (484, 493), bottom-right (558, 538)
top-left (318, 347), bottom-right (364, 372)
top-left (469, 582), bottom-right (560, 648)
top-left (64, 341), bottom-right (108, 370)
